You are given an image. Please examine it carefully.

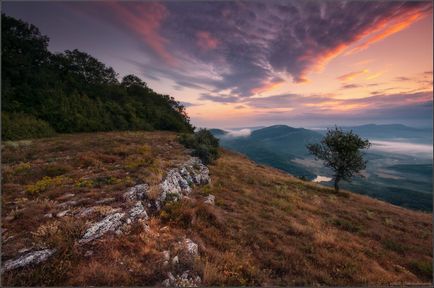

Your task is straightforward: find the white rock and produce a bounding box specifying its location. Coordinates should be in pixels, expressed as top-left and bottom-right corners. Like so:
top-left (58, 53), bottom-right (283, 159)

top-left (204, 194), bottom-right (215, 205)
top-left (123, 184), bottom-right (149, 201)
top-left (1, 249), bottom-right (56, 272)
top-left (95, 197), bottom-right (116, 204)
top-left (162, 250), bottom-right (170, 261)
top-left (56, 210), bottom-right (69, 217)
top-left (184, 238), bottom-right (199, 256)
top-left (128, 201), bottom-right (148, 221)
top-left (172, 255), bottom-right (179, 265)
top-left (79, 212), bottom-right (125, 244)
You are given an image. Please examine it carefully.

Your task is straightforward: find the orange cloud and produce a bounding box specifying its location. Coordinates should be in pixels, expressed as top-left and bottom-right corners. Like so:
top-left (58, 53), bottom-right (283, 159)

top-left (295, 5), bottom-right (430, 82)
top-left (337, 69), bottom-right (369, 82)
top-left (196, 31), bottom-right (220, 51)
top-left (109, 2), bottom-right (176, 66)
top-left (252, 81), bottom-right (284, 94)
top-left (347, 10), bottom-right (427, 55)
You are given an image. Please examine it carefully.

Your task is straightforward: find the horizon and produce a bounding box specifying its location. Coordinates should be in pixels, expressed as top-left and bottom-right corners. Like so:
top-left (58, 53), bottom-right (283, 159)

top-left (3, 1), bottom-right (433, 128)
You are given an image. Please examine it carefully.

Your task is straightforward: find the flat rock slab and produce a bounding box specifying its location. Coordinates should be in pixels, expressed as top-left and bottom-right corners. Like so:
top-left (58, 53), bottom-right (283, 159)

top-left (79, 212), bottom-right (125, 244)
top-left (1, 249), bottom-right (56, 272)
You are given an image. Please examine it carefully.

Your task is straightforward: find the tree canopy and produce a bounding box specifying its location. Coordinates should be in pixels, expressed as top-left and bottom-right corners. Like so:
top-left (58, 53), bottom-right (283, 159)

top-left (307, 127), bottom-right (371, 192)
top-left (1, 14), bottom-right (194, 140)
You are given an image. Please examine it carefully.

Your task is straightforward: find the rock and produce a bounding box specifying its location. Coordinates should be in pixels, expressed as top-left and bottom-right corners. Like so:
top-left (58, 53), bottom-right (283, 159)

top-left (123, 184), bottom-right (149, 201)
top-left (158, 157), bottom-right (210, 209)
top-left (204, 194), bottom-right (215, 205)
top-left (44, 213), bottom-right (53, 218)
top-left (126, 218), bottom-right (132, 224)
top-left (18, 247), bottom-right (32, 254)
top-left (57, 193), bottom-right (75, 201)
top-left (58, 200), bottom-right (78, 208)
top-left (162, 279), bottom-right (171, 287)
top-left (79, 207), bottom-right (96, 217)
top-left (172, 255), bottom-right (179, 265)
top-left (1, 249), bottom-right (56, 272)
top-left (56, 210), bottom-right (69, 217)
top-left (128, 201), bottom-right (148, 221)
top-left (79, 212), bottom-right (125, 244)
top-left (84, 250), bottom-right (93, 257)
top-left (184, 238), bottom-right (199, 256)
top-left (162, 250), bottom-right (170, 261)
top-left (95, 197), bottom-right (116, 205)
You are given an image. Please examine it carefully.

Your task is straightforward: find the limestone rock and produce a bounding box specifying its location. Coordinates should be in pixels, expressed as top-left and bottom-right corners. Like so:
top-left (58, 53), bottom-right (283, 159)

top-left (1, 249), bottom-right (56, 272)
top-left (123, 184), bottom-right (149, 201)
top-left (184, 238), bottom-right (199, 256)
top-left (128, 201), bottom-right (148, 221)
top-left (204, 194), bottom-right (215, 205)
top-left (79, 212), bottom-right (125, 244)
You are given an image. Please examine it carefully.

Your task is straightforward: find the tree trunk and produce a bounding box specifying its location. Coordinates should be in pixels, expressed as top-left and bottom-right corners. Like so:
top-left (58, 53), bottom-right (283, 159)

top-left (334, 176), bottom-right (340, 193)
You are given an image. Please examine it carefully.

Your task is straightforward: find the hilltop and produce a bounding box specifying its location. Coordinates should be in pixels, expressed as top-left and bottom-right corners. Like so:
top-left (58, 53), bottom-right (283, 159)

top-left (1, 131), bottom-right (432, 286)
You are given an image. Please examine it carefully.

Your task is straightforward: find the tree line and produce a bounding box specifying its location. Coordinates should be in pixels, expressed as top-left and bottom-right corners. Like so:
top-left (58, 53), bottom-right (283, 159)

top-left (1, 14), bottom-right (194, 140)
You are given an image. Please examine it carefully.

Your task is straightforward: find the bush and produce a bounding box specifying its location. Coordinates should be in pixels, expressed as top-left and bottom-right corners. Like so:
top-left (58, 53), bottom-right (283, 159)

top-left (180, 129), bottom-right (220, 164)
top-left (2, 113), bottom-right (56, 140)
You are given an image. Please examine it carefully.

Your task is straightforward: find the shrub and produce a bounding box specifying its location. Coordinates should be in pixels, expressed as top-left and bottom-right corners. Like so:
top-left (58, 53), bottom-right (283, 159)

top-left (2, 112), bottom-right (56, 141)
top-left (409, 260), bottom-right (433, 279)
top-left (26, 176), bottom-right (65, 195)
top-left (180, 129), bottom-right (220, 164)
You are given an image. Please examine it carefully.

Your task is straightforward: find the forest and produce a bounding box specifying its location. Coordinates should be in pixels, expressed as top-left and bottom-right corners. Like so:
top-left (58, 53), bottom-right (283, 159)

top-left (1, 14), bottom-right (194, 140)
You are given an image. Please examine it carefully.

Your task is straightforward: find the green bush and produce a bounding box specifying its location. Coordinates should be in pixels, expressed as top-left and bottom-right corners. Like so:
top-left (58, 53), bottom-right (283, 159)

top-left (180, 128), bottom-right (220, 164)
top-left (2, 113), bottom-right (56, 140)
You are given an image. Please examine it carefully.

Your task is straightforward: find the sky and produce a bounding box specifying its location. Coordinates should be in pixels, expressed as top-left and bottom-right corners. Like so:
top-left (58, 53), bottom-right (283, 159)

top-left (3, 1), bottom-right (433, 128)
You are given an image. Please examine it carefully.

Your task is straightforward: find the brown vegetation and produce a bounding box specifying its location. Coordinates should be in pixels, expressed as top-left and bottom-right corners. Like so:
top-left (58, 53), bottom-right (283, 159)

top-left (1, 132), bottom-right (432, 286)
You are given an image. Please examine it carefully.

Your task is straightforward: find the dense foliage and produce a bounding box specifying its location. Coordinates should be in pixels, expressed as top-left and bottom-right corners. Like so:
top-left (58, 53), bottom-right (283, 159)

top-left (307, 127), bottom-right (371, 192)
top-left (180, 129), bottom-right (220, 164)
top-left (1, 14), bottom-right (194, 140)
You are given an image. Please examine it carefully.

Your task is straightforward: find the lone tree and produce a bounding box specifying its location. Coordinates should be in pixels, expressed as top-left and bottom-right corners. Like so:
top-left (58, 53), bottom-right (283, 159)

top-left (307, 127), bottom-right (371, 193)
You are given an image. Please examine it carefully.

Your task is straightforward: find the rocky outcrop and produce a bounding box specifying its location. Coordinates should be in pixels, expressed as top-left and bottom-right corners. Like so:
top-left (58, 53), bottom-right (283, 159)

top-left (1, 249), bottom-right (56, 272)
top-left (158, 157), bottom-right (210, 208)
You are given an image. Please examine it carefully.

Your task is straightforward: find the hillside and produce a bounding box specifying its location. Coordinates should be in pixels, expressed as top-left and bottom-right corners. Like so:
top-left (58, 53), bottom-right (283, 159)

top-left (1, 132), bottom-right (432, 286)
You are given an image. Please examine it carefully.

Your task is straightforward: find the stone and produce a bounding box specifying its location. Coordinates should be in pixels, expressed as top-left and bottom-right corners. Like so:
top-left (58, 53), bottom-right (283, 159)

top-left (172, 255), bottom-right (179, 265)
top-left (58, 200), bottom-right (78, 208)
top-left (44, 213), bottom-right (53, 218)
top-left (95, 197), bottom-right (116, 205)
top-left (84, 250), bottom-right (93, 257)
top-left (56, 210), bottom-right (69, 217)
top-left (79, 207), bottom-right (96, 217)
top-left (18, 247), bottom-right (32, 254)
top-left (128, 201), bottom-right (148, 221)
top-left (57, 193), bottom-right (75, 201)
top-left (1, 249), bottom-right (56, 272)
top-left (79, 212), bottom-right (125, 244)
top-left (123, 184), bottom-right (149, 201)
top-left (184, 238), bottom-right (199, 256)
top-left (162, 250), bottom-right (170, 261)
top-left (204, 194), bottom-right (215, 205)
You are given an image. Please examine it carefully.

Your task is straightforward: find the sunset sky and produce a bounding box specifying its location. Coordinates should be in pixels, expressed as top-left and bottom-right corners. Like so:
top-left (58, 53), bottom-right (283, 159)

top-left (3, 1), bottom-right (433, 128)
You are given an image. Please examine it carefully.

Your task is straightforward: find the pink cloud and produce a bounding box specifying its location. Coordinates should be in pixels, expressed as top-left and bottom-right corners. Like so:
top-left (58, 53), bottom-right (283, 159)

top-left (108, 2), bottom-right (176, 66)
top-left (196, 31), bottom-right (220, 51)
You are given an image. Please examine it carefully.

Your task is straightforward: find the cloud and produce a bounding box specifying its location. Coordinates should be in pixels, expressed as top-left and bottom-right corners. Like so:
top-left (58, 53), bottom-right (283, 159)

top-left (179, 101), bottom-right (200, 108)
top-left (199, 93), bottom-right (240, 104)
top-left (72, 1), bottom-right (432, 98)
top-left (196, 31), bottom-right (220, 51)
top-left (342, 84), bottom-right (362, 89)
top-left (337, 70), bottom-right (369, 81)
top-left (224, 129), bottom-right (252, 138)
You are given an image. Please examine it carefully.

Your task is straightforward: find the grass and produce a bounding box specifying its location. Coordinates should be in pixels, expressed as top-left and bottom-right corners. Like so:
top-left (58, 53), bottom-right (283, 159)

top-left (1, 131), bottom-right (432, 286)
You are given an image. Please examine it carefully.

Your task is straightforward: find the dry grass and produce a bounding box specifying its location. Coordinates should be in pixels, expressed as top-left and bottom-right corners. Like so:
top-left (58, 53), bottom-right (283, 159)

top-left (1, 131), bottom-right (432, 286)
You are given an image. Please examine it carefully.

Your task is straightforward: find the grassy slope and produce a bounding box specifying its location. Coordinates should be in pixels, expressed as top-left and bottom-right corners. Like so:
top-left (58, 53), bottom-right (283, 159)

top-left (1, 132), bottom-right (432, 286)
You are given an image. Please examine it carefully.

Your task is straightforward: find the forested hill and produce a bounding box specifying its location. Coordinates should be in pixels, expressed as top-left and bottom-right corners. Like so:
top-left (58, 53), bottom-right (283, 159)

top-left (1, 14), bottom-right (194, 140)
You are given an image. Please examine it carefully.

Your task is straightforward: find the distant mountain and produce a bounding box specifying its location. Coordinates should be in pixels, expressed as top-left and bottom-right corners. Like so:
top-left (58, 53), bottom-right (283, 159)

top-left (341, 124), bottom-right (432, 143)
top-left (214, 125), bottom-right (323, 178)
